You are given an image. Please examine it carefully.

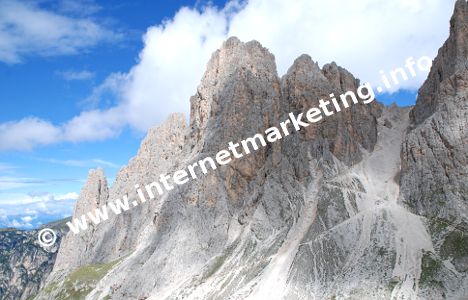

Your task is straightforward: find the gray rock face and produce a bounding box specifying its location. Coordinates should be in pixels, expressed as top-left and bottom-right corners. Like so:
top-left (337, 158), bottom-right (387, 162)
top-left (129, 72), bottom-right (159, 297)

top-left (31, 2), bottom-right (467, 299)
top-left (51, 113), bottom-right (188, 273)
top-left (402, 0), bottom-right (468, 224)
top-left (52, 168), bottom-right (109, 273)
top-left (400, 1), bottom-right (468, 298)
top-left (410, 0), bottom-right (468, 126)
top-left (0, 220), bottom-right (68, 300)
top-left (281, 55), bottom-right (381, 169)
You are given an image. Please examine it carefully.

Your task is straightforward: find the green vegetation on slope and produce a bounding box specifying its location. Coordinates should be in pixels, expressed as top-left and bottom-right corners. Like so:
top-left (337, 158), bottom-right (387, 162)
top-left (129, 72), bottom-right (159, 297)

top-left (41, 258), bottom-right (122, 300)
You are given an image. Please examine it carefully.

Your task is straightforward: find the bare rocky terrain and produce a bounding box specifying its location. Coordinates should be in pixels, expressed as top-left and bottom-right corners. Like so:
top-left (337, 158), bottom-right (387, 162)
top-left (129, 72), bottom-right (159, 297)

top-left (2, 1), bottom-right (466, 299)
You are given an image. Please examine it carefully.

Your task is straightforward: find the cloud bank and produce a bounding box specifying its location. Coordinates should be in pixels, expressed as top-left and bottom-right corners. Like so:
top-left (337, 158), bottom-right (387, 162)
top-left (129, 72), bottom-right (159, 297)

top-left (0, 0), bottom-right (456, 151)
top-left (0, 192), bottom-right (78, 229)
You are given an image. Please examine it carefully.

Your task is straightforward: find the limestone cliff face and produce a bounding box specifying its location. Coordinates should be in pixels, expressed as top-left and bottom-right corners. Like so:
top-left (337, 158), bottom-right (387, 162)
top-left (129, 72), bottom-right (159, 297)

top-left (189, 37), bottom-right (283, 207)
top-left (52, 114), bottom-right (187, 274)
top-left (400, 1), bottom-right (468, 298)
top-left (52, 168), bottom-right (108, 272)
top-left (33, 2), bottom-right (467, 299)
top-left (190, 37), bottom-right (281, 153)
top-left (281, 55), bottom-right (381, 169)
top-left (410, 0), bottom-right (468, 125)
top-left (402, 0), bottom-right (468, 223)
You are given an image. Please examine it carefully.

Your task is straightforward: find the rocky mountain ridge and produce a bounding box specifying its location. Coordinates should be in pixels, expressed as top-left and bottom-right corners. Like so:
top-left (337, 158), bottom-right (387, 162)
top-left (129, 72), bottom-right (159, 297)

top-left (25, 1), bottom-right (468, 299)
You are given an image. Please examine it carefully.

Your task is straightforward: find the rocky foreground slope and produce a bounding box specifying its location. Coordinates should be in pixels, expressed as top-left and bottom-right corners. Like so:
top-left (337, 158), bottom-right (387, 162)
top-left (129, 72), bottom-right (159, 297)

top-left (31, 1), bottom-right (467, 299)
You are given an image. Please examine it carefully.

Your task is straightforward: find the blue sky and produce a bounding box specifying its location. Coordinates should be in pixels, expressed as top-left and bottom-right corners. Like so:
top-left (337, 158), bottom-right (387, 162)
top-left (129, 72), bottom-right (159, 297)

top-left (0, 0), bottom-right (455, 229)
top-left (0, 0), bottom-right (227, 228)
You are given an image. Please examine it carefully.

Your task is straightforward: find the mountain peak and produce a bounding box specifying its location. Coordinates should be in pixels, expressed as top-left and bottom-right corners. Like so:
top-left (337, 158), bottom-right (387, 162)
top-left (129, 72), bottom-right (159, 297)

top-left (410, 0), bottom-right (467, 125)
top-left (189, 37), bottom-right (281, 153)
top-left (73, 168), bottom-right (108, 218)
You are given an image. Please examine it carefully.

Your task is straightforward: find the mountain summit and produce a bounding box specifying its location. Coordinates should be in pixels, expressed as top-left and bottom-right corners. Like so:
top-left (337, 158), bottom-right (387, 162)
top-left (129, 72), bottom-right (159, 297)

top-left (26, 1), bottom-right (468, 299)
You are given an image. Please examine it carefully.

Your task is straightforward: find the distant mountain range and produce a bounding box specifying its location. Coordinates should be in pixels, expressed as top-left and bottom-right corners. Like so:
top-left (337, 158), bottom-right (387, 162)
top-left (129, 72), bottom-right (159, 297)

top-left (0, 219), bottom-right (69, 300)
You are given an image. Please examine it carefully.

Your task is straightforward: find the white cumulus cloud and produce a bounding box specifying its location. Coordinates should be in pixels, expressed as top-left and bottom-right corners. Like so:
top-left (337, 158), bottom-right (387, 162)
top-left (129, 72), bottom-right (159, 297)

top-left (0, 118), bottom-right (62, 151)
top-left (0, 0), bottom-right (456, 151)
